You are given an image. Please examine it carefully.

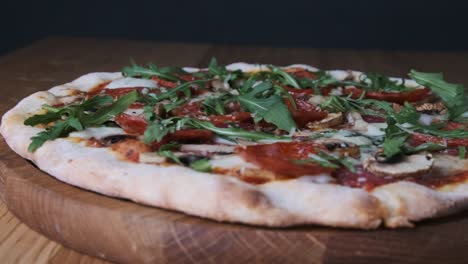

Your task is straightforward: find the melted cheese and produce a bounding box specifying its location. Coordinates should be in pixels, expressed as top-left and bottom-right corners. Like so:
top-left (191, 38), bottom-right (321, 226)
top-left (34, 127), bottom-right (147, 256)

top-left (331, 133), bottom-right (373, 146)
top-left (363, 123), bottom-right (387, 137)
top-left (123, 108), bottom-right (144, 116)
top-left (105, 77), bottom-right (158, 89)
top-left (69, 127), bottom-right (127, 139)
top-left (209, 155), bottom-right (258, 170)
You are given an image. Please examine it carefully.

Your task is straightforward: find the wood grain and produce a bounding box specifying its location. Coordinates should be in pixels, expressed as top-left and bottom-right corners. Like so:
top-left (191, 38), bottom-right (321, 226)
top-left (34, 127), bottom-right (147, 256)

top-left (2, 37), bottom-right (468, 263)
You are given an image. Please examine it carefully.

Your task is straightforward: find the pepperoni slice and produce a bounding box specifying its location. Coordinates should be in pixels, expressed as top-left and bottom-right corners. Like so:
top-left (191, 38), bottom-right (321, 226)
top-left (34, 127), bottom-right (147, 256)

top-left (334, 166), bottom-right (468, 190)
top-left (286, 98), bottom-right (328, 128)
top-left (151, 76), bottom-right (178, 88)
top-left (209, 112), bottom-right (253, 127)
top-left (361, 115), bottom-right (386, 123)
top-left (284, 68), bottom-right (318, 79)
top-left (174, 101), bottom-right (253, 128)
top-left (238, 142), bottom-right (332, 177)
top-left (409, 121), bottom-right (468, 148)
top-left (114, 113), bottom-right (213, 148)
top-left (410, 133), bottom-right (468, 148)
top-left (344, 87), bottom-right (431, 104)
top-left (115, 113), bottom-right (148, 134)
top-left (173, 101), bottom-right (204, 118)
top-left (152, 74), bottom-right (207, 95)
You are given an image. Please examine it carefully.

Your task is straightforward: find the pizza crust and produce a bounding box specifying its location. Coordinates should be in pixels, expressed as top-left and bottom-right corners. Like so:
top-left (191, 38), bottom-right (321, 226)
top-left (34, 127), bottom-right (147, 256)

top-left (2, 65), bottom-right (468, 229)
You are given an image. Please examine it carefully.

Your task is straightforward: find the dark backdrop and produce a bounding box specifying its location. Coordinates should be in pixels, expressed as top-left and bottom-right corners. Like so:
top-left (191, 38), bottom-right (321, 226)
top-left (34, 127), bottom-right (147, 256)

top-left (2, 0), bottom-right (468, 55)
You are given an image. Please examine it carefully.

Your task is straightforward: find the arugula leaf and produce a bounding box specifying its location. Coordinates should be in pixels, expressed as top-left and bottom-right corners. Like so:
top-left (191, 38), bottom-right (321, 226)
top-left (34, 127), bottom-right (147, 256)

top-left (404, 142), bottom-right (446, 154)
top-left (295, 151), bottom-right (357, 173)
top-left (25, 93), bottom-right (138, 152)
top-left (24, 95), bottom-right (114, 127)
top-left (122, 61), bottom-right (180, 81)
top-left (190, 159), bottom-right (212, 172)
top-left (201, 96), bottom-right (227, 115)
top-left (237, 82), bottom-right (296, 131)
top-left (142, 116), bottom-right (187, 144)
top-left (163, 98), bottom-right (187, 113)
top-left (299, 153), bottom-right (339, 169)
top-left (297, 70), bottom-right (337, 93)
top-left (459, 146), bottom-right (467, 159)
top-left (361, 72), bottom-right (411, 92)
top-left (409, 70), bottom-right (467, 120)
top-left (28, 119), bottom-right (82, 152)
top-left (207, 57), bottom-right (244, 83)
top-left (82, 91), bottom-right (138, 126)
top-left (393, 103), bottom-right (468, 139)
top-left (24, 110), bottom-right (63, 126)
top-left (186, 118), bottom-right (283, 141)
top-left (208, 57), bottom-right (227, 77)
top-left (320, 95), bottom-right (393, 116)
top-left (158, 143), bottom-right (181, 151)
top-left (382, 118), bottom-right (409, 159)
top-left (79, 95), bottom-right (114, 110)
top-left (153, 79), bottom-right (208, 102)
top-left (144, 119), bottom-right (170, 144)
top-left (268, 65), bottom-right (300, 88)
top-left (158, 150), bottom-right (183, 164)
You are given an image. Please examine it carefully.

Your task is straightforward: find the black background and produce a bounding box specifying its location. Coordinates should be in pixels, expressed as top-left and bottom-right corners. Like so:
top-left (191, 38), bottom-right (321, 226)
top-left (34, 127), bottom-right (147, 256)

top-left (2, 0), bottom-right (468, 55)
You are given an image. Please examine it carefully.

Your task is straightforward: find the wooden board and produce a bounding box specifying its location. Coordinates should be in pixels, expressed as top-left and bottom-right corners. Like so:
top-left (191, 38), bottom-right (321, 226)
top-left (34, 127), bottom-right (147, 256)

top-left (4, 138), bottom-right (468, 264)
top-left (2, 37), bottom-right (468, 263)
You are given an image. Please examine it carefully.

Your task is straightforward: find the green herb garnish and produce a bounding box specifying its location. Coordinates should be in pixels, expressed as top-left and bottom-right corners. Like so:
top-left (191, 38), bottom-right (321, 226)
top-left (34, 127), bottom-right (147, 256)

top-left (320, 94), bottom-right (393, 116)
top-left (25, 91), bottom-right (138, 152)
top-left (296, 151), bottom-right (357, 173)
top-left (190, 159), bottom-right (212, 172)
top-left (158, 150), bottom-right (183, 164)
top-left (268, 65), bottom-right (300, 88)
top-left (122, 61), bottom-right (181, 81)
top-left (409, 70), bottom-right (468, 120)
top-left (237, 81), bottom-right (296, 132)
top-left (459, 146), bottom-right (467, 159)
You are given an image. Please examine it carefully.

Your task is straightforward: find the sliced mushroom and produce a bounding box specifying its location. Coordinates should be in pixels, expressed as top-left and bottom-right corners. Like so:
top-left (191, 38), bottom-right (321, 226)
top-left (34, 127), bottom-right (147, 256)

top-left (415, 102), bottom-right (447, 115)
top-left (180, 144), bottom-right (236, 155)
top-left (314, 138), bottom-right (361, 158)
top-left (364, 153), bottom-right (434, 178)
top-left (307, 112), bottom-right (343, 130)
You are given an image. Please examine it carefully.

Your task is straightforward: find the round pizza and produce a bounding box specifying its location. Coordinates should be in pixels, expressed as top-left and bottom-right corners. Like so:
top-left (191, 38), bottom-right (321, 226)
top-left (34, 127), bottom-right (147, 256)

top-left (1, 59), bottom-right (467, 229)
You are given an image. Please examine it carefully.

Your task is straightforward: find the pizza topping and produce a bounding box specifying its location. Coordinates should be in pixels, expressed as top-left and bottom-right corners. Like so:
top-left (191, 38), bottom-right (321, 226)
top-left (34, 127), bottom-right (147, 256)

top-left (68, 127), bottom-right (127, 140)
top-left (237, 81), bottom-right (297, 131)
top-left (25, 91), bottom-right (138, 152)
top-left (343, 87), bottom-right (431, 104)
top-left (409, 70), bottom-right (467, 121)
top-left (415, 102), bottom-right (446, 115)
top-left (364, 153), bottom-right (434, 178)
top-left (179, 144), bottom-right (235, 154)
top-left (238, 142), bottom-right (337, 177)
top-left (306, 112), bottom-right (343, 130)
top-left (105, 77), bottom-right (158, 89)
top-left (23, 59), bottom-right (468, 191)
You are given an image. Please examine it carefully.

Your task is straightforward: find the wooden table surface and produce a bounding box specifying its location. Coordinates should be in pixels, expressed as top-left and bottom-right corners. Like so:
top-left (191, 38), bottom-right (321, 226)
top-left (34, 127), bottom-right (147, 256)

top-left (1, 37), bottom-right (468, 263)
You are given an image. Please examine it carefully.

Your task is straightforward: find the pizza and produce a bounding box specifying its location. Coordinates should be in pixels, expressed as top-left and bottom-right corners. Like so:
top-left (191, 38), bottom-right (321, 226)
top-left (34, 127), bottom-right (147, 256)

top-left (1, 59), bottom-right (468, 229)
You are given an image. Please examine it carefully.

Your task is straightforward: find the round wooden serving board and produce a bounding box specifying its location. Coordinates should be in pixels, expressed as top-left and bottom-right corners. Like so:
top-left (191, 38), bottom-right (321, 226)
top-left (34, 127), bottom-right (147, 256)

top-left (1, 138), bottom-right (468, 264)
